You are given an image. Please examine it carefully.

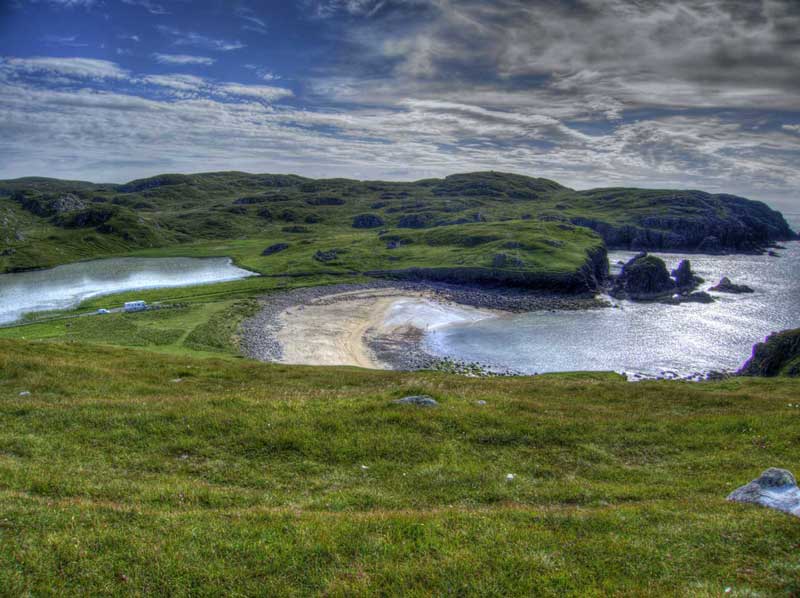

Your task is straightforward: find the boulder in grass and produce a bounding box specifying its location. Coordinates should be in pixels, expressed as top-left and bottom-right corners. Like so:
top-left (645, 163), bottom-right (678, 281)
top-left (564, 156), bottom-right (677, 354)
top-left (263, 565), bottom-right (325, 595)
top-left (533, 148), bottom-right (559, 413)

top-left (261, 243), bottom-right (289, 256)
top-left (314, 249), bottom-right (339, 263)
top-left (393, 395), bottom-right (438, 407)
top-left (352, 214), bottom-right (385, 229)
top-left (727, 468), bottom-right (800, 517)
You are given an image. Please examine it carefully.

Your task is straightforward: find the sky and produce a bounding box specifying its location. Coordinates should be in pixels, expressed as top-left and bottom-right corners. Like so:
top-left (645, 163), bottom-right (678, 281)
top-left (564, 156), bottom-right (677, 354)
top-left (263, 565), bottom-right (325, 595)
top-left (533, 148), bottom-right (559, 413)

top-left (0, 0), bottom-right (799, 213)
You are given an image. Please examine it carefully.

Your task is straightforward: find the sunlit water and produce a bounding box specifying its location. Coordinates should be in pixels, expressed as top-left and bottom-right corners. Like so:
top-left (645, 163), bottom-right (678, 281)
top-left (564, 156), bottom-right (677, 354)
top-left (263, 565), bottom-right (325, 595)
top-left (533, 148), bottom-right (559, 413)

top-left (419, 240), bottom-right (800, 377)
top-left (0, 257), bottom-right (255, 324)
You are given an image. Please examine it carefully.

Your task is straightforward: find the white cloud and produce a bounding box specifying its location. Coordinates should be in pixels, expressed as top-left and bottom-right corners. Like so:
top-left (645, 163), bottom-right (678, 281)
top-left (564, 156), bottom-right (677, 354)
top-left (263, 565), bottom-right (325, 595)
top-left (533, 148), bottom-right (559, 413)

top-left (30, 0), bottom-right (98, 7)
top-left (42, 34), bottom-right (88, 47)
top-left (142, 74), bottom-right (208, 92)
top-left (235, 6), bottom-right (268, 34)
top-left (153, 53), bottom-right (216, 66)
top-left (156, 26), bottom-right (245, 52)
top-left (783, 124), bottom-right (800, 134)
top-left (0, 57), bottom-right (129, 80)
top-left (215, 83), bottom-right (294, 102)
top-left (121, 0), bottom-right (168, 14)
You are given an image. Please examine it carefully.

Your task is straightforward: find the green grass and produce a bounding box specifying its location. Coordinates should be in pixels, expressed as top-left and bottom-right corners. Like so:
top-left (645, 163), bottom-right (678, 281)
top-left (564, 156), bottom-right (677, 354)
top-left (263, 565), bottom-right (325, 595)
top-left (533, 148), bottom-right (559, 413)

top-left (2, 170), bottom-right (792, 275)
top-left (0, 300), bottom-right (265, 358)
top-left (1, 339), bottom-right (799, 595)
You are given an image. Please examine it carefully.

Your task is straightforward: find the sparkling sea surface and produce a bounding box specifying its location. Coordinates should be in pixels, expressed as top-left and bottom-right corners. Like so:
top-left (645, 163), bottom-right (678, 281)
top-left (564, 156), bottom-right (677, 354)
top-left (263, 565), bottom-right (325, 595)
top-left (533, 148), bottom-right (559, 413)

top-left (423, 237), bottom-right (800, 377)
top-left (0, 257), bottom-right (255, 324)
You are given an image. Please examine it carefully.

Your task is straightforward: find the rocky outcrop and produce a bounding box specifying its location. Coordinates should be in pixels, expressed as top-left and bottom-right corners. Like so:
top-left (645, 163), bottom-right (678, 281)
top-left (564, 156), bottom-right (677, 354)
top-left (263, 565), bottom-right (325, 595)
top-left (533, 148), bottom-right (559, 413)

top-left (13, 192), bottom-right (86, 217)
top-left (491, 253), bottom-right (524, 268)
top-left (233, 195), bottom-right (268, 205)
top-left (116, 174), bottom-right (192, 193)
top-left (352, 214), bottom-right (385, 229)
top-left (674, 291), bottom-right (714, 304)
top-left (709, 277), bottom-right (754, 294)
top-left (727, 468), bottom-right (800, 517)
top-left (611, 253), bottom-right (675, 299)
top-left (738, 329), bottom-right (800, 377)
top-left (56, 205), bottom-right (117, 228)
top-left (305, 196), bottom-right (346, 206)
top-left (397, 214), bottom-right (431, 229)
top-left (611, 254), bottom-right (717, 302)
top-left (51, 194), bottom-right (87, 214)
top-left (262, 243), bottom-right (289, 256)
top-left (314, 249), bottom-right (339, 263)
top-left (580, 246), bottom-right (609, 291)
top-left (671, 260), bottom-right (702, 291)
top-left (570, 191), bottom-right (796, 253)
top-left (393, 395), bottom-right (439, 407)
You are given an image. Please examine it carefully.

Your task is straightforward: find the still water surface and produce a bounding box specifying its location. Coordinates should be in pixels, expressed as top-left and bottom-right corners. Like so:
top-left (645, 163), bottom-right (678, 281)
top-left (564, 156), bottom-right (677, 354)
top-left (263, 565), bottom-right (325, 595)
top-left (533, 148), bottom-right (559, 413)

top-left (0, 257), bottom-right (255, 324)
top-left (423, 241), bottom-right (800, 377)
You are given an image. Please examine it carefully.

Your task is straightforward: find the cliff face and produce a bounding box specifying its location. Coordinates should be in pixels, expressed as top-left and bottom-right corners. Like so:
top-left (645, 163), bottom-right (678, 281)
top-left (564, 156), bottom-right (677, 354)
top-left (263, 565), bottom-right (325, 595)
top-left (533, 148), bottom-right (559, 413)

top-left (571, 190), bottom-right (796, 253)
top-left (367, 246), bottom-right (609, 293)
top-left (738, 329), bottom-right (800, 377)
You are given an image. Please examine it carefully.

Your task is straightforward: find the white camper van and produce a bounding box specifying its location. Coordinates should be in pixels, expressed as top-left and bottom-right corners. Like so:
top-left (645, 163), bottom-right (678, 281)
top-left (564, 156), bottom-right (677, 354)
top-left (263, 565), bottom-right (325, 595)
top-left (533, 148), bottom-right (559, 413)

top-left (124, 301), bottom-right (147, 313)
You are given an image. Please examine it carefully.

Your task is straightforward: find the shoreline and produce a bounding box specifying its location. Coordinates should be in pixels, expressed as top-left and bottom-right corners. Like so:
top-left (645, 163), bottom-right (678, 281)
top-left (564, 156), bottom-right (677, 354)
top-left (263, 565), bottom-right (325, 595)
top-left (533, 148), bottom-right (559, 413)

top-left (241, 281), bottom-right (607, 370)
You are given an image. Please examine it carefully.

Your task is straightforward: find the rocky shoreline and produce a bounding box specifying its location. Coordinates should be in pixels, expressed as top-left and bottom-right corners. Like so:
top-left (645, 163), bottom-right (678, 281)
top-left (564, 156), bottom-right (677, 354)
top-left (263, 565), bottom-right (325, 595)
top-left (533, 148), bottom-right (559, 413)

top-left (240, 281), bottom-right (609, 367)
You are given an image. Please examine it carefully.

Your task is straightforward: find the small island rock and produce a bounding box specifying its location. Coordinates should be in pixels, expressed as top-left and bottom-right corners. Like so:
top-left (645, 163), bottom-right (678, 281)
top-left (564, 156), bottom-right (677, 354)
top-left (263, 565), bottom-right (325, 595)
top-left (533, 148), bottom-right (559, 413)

top-left (678, 291), bottom-right (714, 304)
top-left (611, 252), bottom-right (675, 300)
top-left (709, 277), bottom-right (754, 294)
top-left (671, 259), bottom-right (702, 291)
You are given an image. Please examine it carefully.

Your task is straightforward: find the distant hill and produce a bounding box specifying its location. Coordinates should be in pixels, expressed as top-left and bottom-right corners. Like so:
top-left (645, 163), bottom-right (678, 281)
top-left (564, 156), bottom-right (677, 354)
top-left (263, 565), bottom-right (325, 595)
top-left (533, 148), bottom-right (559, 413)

top-left (0, 171), bottom-right (795, 275)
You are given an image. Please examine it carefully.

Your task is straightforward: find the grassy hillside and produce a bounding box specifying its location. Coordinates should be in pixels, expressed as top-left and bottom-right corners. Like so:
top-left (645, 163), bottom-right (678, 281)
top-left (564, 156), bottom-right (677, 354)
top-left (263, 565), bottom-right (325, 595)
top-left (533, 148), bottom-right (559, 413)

top-left (1, 171), bottom-right (794, 275)
top-left (739, 328), bottom-right (800, 377)
top-left (1, 339), bottom-right (799, 595)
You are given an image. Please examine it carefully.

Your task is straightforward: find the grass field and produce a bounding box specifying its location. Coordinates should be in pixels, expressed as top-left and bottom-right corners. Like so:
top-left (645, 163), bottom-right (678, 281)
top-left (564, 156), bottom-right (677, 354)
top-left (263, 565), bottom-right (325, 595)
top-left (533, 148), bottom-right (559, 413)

top-left (1, 339), bottom-right (799, 595)
top-left (0, 299), bottom-right (264, 359)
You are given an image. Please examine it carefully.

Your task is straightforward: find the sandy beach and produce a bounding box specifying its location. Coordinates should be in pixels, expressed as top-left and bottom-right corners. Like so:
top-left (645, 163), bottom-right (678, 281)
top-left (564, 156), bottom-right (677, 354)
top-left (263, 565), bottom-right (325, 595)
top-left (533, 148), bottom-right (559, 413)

top-left (276, 289), bottom-right (426, 368)
top-left (241, 281), bottom-right (607, 370)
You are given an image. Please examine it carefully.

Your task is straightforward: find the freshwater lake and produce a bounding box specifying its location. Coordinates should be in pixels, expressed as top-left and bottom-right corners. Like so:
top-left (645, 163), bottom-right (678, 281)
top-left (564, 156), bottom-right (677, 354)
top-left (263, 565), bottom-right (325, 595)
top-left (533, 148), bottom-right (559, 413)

top-left (0, 257), bottom-right (255, 325)
top-left (421, 240), bottom-right (800, 377)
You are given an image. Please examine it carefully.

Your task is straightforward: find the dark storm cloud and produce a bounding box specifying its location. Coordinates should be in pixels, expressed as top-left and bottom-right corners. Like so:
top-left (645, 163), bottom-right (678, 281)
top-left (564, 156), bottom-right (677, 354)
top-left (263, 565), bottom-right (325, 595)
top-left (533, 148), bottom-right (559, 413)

top-left (311, 0), bottom-right (800, 110)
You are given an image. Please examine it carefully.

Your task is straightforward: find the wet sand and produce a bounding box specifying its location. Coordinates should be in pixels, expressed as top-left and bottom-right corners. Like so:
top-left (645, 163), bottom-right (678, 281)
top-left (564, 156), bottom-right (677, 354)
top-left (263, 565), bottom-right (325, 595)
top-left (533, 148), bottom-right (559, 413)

top-left (275, 289), bottom-right (432, 368)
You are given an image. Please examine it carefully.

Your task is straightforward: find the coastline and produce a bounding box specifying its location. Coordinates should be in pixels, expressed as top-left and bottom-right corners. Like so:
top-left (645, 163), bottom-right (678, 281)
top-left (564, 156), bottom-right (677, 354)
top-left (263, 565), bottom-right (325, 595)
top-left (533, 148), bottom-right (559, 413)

top-left (241, 281), bottom-right (607, 370)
